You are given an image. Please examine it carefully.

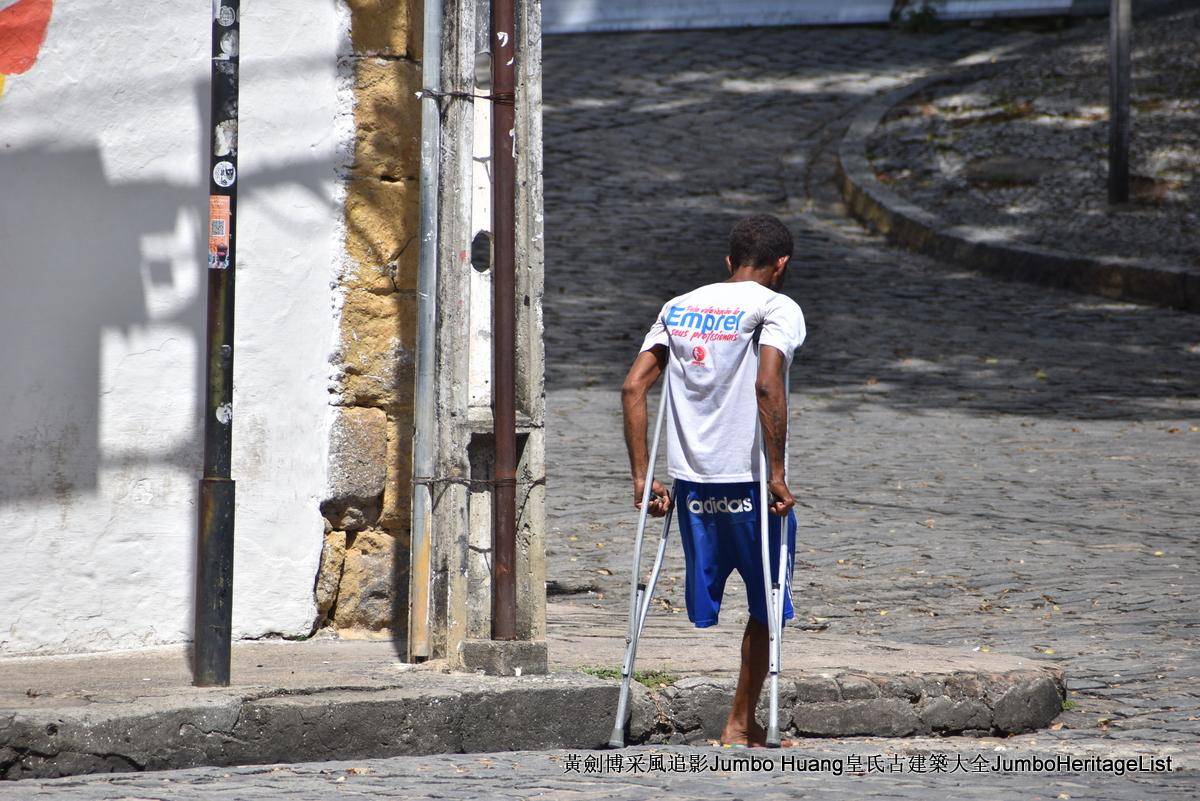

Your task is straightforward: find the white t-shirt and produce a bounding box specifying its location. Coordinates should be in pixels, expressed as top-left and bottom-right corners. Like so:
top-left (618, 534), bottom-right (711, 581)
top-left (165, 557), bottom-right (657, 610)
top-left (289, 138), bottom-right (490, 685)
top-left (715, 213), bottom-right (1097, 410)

top-left (639, 280), bottom-right (806, 482)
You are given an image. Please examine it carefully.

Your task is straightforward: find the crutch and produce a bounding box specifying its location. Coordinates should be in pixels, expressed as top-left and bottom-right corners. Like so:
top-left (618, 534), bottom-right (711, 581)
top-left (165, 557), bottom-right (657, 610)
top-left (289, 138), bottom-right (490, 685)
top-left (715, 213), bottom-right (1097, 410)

top-left (753, 424), bottom-right (792, 743)
top-left (608, 371), bottom-right (673, 749)
top-left (758, 422), bottom-right (788, 747)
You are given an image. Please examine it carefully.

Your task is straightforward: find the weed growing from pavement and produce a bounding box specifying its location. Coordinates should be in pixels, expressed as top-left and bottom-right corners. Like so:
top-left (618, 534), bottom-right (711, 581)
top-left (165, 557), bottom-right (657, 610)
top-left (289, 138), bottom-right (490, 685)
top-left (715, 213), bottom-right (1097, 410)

top-left (581, 666), bottom-right (678, 688)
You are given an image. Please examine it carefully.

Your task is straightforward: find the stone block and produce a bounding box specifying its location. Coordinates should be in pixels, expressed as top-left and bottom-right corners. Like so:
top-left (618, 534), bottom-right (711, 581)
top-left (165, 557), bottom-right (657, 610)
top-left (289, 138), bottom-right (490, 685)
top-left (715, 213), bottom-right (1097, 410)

top-left (232, 688), bottom-right (462, 762)
top-left (332, 530), bottom-right (397, 631)
top-left (754, 677), bottom-right (798, 722)
top-left (314, 530), bottom-right (348, 623)
top-left (328, 504), bottom-right (373, 533)
top-left (327, 406), bottom-right (388, 504)
top-left (334, 289), bottom-right (417, 408)
top-left (344, 177), bottom-right (420, 293)
top-left (348, 0), bottom-right (420, 58)
top-left (792, 674), bottom-right (841, 702)
top-left (880, 674), bottom-right (924, 702)
top-left (668, 677), bottom-right (736, 741)
top-left (628, 683), bottom-right (665, 744)
top-left (943, 672), bottom-right (985, 700)
top-left (459, 680), bottom-right (614, 752)
top-left (352, 58), bottom-right (422, 180)
top-left (457, 639), bottom-right (549, 676)
top-left (379, 413), bottom-right (414, 532)
top-left (793, 698), bottom-right (921, 737)
top-left (918, 696), bottom-right (991, 733)
top-left (991, 675), bottom-right (1063, 734)
top-left (837, 674), bottom-right (881, 700)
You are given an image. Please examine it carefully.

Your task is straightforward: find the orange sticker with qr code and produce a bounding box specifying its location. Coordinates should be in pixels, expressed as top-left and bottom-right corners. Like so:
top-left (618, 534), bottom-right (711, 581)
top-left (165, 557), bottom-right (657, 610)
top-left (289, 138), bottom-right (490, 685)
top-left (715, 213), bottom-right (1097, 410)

top-left (208, 195), bottom-right (231, 269)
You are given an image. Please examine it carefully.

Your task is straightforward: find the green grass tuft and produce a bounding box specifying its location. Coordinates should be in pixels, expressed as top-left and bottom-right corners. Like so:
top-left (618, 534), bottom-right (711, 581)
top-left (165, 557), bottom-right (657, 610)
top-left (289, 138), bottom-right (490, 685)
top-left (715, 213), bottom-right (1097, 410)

top-left (581, 666), bottom-right (678, 689)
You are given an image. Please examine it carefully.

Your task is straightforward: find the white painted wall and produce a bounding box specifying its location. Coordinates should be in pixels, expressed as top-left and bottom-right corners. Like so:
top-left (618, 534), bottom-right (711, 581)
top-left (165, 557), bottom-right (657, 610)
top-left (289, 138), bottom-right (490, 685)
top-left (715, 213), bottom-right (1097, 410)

top-left (0, 0), bottom-right (346, 655)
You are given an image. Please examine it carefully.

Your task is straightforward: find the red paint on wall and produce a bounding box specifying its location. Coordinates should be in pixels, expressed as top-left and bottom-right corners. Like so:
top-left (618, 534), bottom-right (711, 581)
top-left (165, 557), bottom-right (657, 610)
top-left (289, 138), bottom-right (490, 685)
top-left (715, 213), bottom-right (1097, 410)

top-left (0, 0), bottom-right (54, 75)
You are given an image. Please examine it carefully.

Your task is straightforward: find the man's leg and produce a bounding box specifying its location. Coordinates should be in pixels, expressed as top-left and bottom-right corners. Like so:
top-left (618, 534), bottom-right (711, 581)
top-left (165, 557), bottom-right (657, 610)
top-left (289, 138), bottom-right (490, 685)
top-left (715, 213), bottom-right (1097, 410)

top-left (722, 495), bottom-right (797, 746)
top-left (720, 616), bottom-right (769, 745)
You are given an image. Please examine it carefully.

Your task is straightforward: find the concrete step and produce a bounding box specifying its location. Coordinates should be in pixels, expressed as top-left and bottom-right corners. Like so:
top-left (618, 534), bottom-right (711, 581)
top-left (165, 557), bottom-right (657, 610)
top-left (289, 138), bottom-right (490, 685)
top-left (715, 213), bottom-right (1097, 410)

top-left (0, 608), bottom-right (1064, 780)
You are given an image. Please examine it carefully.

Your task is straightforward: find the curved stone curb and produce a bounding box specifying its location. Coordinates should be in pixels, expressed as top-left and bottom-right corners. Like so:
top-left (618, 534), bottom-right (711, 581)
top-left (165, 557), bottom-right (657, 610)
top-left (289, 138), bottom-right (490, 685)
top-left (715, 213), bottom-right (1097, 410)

top-left (628, 666), bottom-right (1064, 745)
top-left (835, 67), bottom-right (1200, 313)
top-left (0, 664), bottom-right (1063, 781)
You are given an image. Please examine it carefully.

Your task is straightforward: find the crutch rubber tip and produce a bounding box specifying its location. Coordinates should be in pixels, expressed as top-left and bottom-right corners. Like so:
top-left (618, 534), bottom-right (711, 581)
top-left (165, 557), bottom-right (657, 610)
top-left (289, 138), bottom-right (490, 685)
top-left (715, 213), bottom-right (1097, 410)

top-left (766, 729), bottom-right (781, 748)
top-left (607, 732), bottom-right (625, 749)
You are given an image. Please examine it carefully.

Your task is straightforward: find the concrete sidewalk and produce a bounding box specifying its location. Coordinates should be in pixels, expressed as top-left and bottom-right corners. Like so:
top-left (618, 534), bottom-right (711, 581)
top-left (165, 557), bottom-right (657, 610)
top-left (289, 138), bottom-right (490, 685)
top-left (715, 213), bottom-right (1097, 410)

top-left (1, 603), bottom-right (1063, 780)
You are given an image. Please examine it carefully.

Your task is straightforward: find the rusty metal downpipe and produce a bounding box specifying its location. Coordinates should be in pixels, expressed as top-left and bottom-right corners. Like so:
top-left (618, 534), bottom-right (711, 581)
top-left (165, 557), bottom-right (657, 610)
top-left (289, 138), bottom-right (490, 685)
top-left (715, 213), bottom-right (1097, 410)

top-left (491, 0), bottom-right (518, 642)
top-left (195, 0), bottom-right (240, 687)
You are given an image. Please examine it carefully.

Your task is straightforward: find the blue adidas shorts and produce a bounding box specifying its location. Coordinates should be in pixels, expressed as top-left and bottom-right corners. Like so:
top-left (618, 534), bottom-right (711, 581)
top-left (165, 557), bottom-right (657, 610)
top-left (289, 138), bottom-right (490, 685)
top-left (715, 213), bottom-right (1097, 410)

top-left (674, 479), bottom-right (797, 628)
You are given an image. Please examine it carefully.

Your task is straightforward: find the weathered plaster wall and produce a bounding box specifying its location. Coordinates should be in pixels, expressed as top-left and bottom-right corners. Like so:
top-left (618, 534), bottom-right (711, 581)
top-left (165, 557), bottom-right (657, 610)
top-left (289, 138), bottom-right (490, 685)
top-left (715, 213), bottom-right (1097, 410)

top-left (314, 0), bottom-right (423, 637)
top-left (0, 0), bottom-right (345, 655)
top-left (425, 0), bottom-right (547, 666)
top-left (0, 0), bottom-right (54, 97)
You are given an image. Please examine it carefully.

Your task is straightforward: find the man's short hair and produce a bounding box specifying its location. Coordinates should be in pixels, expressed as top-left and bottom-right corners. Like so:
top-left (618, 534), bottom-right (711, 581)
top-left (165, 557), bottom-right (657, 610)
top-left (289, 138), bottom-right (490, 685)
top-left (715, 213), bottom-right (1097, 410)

top-left (729, 214), bottom-right (793, 269)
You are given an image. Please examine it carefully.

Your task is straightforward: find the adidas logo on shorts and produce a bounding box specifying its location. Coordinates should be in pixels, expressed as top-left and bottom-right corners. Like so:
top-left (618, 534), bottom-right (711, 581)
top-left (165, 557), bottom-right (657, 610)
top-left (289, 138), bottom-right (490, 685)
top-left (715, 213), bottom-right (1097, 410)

top-left (687, 496), bottom-right (753, 515)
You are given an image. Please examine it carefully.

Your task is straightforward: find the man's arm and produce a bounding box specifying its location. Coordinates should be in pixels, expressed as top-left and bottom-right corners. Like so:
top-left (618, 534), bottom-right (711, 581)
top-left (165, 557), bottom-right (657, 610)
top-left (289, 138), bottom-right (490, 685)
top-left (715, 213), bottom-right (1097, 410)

top-left (755, 345), bottom-right (795, 516)
top-left (621, 345), bottom-right (671, 517)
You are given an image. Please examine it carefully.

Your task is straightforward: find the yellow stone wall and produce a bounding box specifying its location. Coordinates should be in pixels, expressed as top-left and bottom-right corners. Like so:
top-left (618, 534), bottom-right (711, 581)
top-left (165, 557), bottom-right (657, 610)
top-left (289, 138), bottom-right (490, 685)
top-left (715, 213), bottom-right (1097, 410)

top-left (315, 0), bottom-right (424, 636)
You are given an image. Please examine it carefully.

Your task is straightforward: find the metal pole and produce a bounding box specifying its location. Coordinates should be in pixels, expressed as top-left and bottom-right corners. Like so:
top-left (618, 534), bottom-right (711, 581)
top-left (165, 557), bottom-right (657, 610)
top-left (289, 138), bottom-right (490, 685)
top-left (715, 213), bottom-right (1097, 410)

top-left (195, 0), bottom-right (240, 687)
top-left (491, 0), bottom-right (518, 641)
top-left (1108, 0), bottom-right (1131, 204)
top-left (408, 0), bottom-right (443, 663)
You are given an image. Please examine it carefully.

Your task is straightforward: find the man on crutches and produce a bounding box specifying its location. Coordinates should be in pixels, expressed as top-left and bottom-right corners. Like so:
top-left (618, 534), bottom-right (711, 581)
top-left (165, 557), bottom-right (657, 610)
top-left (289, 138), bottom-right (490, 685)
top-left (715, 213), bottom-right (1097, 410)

top-left (616, 214), bottom-right (805, 748)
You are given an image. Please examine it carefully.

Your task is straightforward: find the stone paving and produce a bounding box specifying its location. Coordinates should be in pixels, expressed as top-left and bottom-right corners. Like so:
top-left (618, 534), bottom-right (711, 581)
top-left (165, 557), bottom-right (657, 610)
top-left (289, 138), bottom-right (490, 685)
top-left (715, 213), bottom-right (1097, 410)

top-left (0, 743), bottom-right (1190, 800)
top-left (4, 15), bottom-right (1197, 800)
top-left (866, 6), bottom-right (1200, 275)
top-left (538, 13), bottom-right (1200, 793)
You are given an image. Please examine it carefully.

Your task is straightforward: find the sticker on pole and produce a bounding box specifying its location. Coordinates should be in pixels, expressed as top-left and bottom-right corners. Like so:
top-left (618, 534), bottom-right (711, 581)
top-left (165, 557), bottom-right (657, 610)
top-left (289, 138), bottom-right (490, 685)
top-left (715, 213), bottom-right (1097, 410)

top-left (214, 119), bottom-right (237, 157)
top-left (214, 30), bottom-right (238, 60)
top-left (212, 160), bottom-right (236, 188)
top-left (208, 195), bottom-right (231, 270)
top-left (216, 5), bottom-right (236, 26)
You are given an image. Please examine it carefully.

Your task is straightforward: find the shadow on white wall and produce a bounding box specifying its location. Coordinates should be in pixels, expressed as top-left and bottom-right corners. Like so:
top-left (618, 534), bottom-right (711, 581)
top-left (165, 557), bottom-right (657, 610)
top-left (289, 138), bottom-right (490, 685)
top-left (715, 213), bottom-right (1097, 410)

top-left (0, 79), bottom-right (335, 507)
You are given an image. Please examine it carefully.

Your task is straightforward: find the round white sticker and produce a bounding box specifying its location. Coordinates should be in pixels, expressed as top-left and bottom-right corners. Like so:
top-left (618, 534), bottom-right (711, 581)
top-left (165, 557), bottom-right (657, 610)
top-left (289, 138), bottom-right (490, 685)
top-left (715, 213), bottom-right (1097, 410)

top-left (217, 5), bottom-right (235, 26)
top-left (213, 161), bottom-right (236, 188)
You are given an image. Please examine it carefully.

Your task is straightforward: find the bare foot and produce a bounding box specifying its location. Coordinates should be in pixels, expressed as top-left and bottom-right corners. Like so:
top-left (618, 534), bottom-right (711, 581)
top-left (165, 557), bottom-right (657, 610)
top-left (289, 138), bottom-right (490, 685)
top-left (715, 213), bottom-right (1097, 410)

top-left (719, 720), bottom-right (767, 747)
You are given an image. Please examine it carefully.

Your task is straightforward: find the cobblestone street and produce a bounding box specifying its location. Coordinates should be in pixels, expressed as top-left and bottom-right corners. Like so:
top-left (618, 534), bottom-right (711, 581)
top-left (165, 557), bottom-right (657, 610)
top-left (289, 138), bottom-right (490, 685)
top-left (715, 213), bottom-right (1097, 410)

top-left (5, 16), bottom-right (1196, 800)
top-left (0, 743), bottom-right (1191, 800)
top-left (540, 12), bottom-right (1198, 781)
